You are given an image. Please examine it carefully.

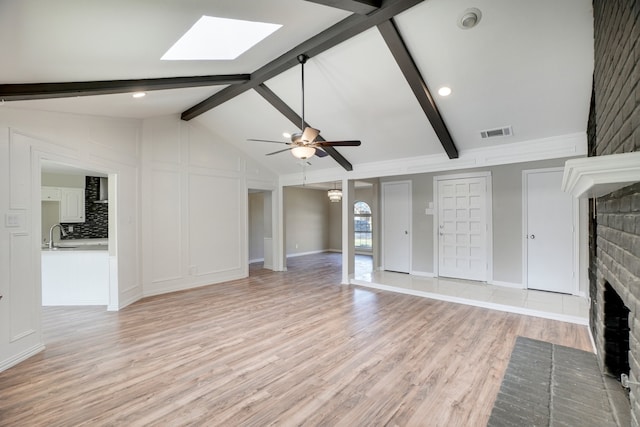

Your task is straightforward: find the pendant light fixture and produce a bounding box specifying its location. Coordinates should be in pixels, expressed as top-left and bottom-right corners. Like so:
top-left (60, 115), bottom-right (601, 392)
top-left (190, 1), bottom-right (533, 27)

top-left (328, 182), bottom-right (342, 202)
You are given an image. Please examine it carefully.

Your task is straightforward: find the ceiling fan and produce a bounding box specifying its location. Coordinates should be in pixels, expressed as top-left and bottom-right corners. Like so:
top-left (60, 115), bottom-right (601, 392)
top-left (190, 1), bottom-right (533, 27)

top-left (248, 54), bottom-right (361, 160)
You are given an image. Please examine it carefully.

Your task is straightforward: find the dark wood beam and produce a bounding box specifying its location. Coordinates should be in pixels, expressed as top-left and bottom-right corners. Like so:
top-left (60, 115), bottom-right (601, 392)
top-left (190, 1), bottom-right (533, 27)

top-left (254, 84), bottom-right (354, 171)
top-left (0, 75), bottom-right (250, 101)
top-left (181, 0), bottom-right (424, 121)
top-left (377, 19), bottom-right (459, 159)
top-left (304, 0), bottom-right (381, 14)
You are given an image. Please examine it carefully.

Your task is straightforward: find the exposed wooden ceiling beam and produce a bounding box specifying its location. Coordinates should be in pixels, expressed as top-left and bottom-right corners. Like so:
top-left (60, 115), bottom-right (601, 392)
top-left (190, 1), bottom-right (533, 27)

top-left (304, 0), bottom-right (381, 14)
top-left (254, 83), bottom-right (354, 171)
top-left (0, 75), bottom-right (250, 101)
top-left (181, 0), bottom-right (424, 121)
top-left (377, 19), bottom-right (459, 159)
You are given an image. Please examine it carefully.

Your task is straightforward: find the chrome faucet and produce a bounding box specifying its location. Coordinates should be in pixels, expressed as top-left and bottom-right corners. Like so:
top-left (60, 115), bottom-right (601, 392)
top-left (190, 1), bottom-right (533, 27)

top-left (48, 224), bottom-right (67, 249)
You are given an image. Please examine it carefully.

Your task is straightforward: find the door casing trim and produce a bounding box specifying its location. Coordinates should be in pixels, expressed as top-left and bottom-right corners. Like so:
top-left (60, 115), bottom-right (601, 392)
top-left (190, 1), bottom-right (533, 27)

top-left (522, 167), bottom-right (580, 294)
top-left (433, 171), bottom-right (493, 282)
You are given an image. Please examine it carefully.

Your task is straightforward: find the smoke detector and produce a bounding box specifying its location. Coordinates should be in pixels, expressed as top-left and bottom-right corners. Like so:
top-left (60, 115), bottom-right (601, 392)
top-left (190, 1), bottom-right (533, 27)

top-left (480, 126), bottom-right (513, 139)
top-left (458, 8), bottom-right (482, 30)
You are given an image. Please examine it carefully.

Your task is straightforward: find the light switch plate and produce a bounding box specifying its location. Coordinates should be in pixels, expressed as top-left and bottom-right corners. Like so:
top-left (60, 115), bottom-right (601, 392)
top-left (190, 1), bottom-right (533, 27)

top-left (5, 213), bottom-right (21, 227)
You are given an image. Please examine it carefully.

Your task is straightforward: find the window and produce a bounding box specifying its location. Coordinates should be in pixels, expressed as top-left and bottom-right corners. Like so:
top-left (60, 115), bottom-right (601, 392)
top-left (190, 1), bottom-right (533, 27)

top-left (354, 201), bottom-right (372, 250)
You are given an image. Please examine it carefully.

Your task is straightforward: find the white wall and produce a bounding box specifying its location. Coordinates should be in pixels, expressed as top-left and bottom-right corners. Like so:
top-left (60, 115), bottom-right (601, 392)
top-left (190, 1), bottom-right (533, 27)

top-left (0, 107), bottom-right (142, 371)
top-left (140, 116), bottom-right (277, 297)
top-left (0, 109), bottom-right (278, 372)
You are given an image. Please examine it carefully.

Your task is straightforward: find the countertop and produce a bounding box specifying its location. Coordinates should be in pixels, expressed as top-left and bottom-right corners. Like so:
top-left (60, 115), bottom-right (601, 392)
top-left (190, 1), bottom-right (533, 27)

top-left (42, 238), bottom-right (108, 252)
top-left (42, 246), bottom-right (108, 252)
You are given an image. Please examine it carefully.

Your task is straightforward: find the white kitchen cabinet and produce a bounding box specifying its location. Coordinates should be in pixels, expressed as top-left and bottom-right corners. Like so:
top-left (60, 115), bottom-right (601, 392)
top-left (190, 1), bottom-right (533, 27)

top-left (41, 186), bottom-right (61, 201)
top-left (59, 187), bottom-right (85, 222)
top-left (42, 248), bottom-right (109, 305)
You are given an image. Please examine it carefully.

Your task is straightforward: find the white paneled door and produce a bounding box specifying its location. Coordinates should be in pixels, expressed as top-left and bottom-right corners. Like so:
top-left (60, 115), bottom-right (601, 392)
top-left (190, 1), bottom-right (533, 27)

top-left (437, 176), bottom-right (488, 281)
top-left (382, 181), bottom-right (411, 273)
top-left (524, 169), bottom-right (574, 294)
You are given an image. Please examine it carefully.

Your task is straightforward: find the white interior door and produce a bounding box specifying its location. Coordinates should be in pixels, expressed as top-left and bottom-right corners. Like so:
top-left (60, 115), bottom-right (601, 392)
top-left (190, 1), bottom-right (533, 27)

top-left (382, 181), bottom-right (410, 273)
top-left (525, 169), bottom-right (574, 294)
top-left (438, 176), bottom-right (488, 281)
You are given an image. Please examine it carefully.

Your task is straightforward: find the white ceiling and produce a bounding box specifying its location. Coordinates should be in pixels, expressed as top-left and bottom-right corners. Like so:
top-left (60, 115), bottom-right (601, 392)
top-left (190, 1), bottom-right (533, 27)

top-left (1, 0), bottom-right (594, 176)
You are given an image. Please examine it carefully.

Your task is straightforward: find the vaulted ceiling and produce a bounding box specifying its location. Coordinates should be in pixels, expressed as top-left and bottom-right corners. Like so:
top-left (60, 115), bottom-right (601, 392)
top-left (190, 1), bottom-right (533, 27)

top-left (1, 0), bottom-right (593, 175)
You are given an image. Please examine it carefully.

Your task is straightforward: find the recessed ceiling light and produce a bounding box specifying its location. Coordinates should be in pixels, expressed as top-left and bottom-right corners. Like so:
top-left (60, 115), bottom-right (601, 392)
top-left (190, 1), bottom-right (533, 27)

top-left (132, 92), bottom-right (146, 98)
top-left (162, 16), bottom-right (282, 61)
top-left (438, 86), bottom-right (452, 97)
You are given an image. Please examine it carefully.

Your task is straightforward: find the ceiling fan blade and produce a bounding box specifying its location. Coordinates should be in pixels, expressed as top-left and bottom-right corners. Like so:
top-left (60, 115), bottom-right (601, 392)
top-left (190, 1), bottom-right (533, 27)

top-left (265, 148), bottom-right (292, 156)
top-left (301, 127), bottom-right (320, 143)
top-left (316, 140), bottom-right (361, 146)
top-left (247, 138), bottom-right (289, 144)
top-left (314, 148), bottom-right (329, 158)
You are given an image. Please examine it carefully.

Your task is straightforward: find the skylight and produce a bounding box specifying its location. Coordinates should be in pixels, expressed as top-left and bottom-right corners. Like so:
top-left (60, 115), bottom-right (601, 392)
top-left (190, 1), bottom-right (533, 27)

top-left (162, 16), bottom-right (282, 61)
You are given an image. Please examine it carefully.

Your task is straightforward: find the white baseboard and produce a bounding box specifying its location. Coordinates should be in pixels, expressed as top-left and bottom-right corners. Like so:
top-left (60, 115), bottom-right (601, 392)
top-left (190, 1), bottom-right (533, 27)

top-left (286, 250), bottom-right (327, 258)
top-left (0, 343), bottom-right (45, 373)
top-left (350, 279), bottom-right (588, 325)
top-left (488, 280), bottom-right (524, 289)
top-left (249, 258), bottom-right (264, 264)
top-left (327, 249), bottom-right (341, 253)
top-left (410, 270), bottom-right (435, 278)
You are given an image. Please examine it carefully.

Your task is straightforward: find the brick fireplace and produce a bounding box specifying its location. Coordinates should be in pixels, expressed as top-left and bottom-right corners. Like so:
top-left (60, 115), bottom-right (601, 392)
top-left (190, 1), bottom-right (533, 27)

top-left (576, 1), bottom-right (640, 425)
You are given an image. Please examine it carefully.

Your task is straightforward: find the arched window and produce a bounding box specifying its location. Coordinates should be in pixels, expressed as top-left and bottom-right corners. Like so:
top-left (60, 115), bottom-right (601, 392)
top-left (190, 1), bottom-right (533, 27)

top-left (354, 201), bottom-right (372, 250)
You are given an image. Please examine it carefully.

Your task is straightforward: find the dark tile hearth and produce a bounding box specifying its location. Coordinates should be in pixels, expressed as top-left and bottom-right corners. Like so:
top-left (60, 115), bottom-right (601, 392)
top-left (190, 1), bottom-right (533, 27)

top-left (488, 337), bottom-right (629, 427)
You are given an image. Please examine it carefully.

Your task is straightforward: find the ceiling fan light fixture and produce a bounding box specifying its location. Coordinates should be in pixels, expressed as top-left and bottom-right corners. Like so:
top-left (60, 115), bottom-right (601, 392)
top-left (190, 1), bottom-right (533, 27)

top-left (328, 189), bottom-right (342, 203)
top-left (458, 8), bottom-right (482, 30)
top-left (291, 145), bottom-right (316, 159)
top-left (132, 91), bottom-right (146, 98)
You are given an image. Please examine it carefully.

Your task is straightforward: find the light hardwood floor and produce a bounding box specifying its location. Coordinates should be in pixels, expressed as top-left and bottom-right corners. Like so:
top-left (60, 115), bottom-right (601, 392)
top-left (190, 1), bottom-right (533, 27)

top-left (0, 253), bottom-right (592, 426)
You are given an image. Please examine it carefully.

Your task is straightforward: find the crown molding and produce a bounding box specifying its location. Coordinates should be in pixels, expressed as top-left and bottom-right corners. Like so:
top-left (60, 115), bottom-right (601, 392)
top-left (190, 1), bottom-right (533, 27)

top-left (280, 132), bottom-right (587, 186)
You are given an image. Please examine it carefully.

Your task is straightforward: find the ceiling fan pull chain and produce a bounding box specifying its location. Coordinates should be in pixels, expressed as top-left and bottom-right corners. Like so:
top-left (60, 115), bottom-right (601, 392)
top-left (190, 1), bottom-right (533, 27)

top-left (302, 160), bottom-right (307, 186)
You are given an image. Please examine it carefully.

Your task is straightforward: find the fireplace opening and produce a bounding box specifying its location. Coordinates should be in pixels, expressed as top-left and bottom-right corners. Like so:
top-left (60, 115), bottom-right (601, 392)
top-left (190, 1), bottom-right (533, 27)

top-left (603, 283), bottom-right (630, 381)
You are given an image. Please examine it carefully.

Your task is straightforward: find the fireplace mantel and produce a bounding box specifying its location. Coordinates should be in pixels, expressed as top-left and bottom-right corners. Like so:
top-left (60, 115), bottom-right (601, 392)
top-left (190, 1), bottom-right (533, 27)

top-left (562, 152), bottom-right (640, 198)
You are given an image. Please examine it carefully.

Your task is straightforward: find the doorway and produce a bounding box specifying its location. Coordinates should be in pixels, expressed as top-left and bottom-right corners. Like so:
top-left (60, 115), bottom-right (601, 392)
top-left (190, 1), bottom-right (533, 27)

top-left (435, 172), bottom-right (491, 281)
top-left (523, 168), bottom-right (575, 294)
top-left (382, 181), bottom-right (411, 273)
top-left (247, 189), bottom-right (274, 272)
top-left (40, 160), bottom-right (113, 308)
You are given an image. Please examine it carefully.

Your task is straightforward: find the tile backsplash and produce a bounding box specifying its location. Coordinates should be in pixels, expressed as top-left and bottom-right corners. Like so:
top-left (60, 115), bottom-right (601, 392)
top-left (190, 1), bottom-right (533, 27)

top-left (61, 176), bottom-right (108, 239)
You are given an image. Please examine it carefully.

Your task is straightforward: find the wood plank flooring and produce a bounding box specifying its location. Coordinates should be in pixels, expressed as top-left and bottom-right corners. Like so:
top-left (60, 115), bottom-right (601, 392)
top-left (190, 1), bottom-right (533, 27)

top-left (0, 253), bottom-right (592, 426)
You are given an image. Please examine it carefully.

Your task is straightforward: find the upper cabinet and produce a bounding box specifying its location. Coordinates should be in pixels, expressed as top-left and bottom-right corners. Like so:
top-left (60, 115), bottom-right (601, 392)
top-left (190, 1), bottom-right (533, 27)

top-left (41, 186), bottom-right (61, 201)
top-left (42, 186), bottom-right (85, 223)
top-left (59, 188), bottom-right (85, 222)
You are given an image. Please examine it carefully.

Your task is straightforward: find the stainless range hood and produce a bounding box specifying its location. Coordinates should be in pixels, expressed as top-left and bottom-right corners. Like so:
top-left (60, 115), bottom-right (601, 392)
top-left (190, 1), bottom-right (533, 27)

top-left (94, 177), bottom-right (108, 203)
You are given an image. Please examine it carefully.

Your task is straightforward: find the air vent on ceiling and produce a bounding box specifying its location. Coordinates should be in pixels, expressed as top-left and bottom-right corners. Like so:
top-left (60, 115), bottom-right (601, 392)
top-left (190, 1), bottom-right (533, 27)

top-left (480, 126), bottom-right (513, 139)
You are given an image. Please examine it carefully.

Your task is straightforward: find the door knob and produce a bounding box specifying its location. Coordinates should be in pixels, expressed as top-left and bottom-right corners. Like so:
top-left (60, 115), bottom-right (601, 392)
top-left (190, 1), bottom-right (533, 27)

top-left (405, 230), bottom-right (408, 235)
top-left (529, 234), bottom-right (535, 239)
